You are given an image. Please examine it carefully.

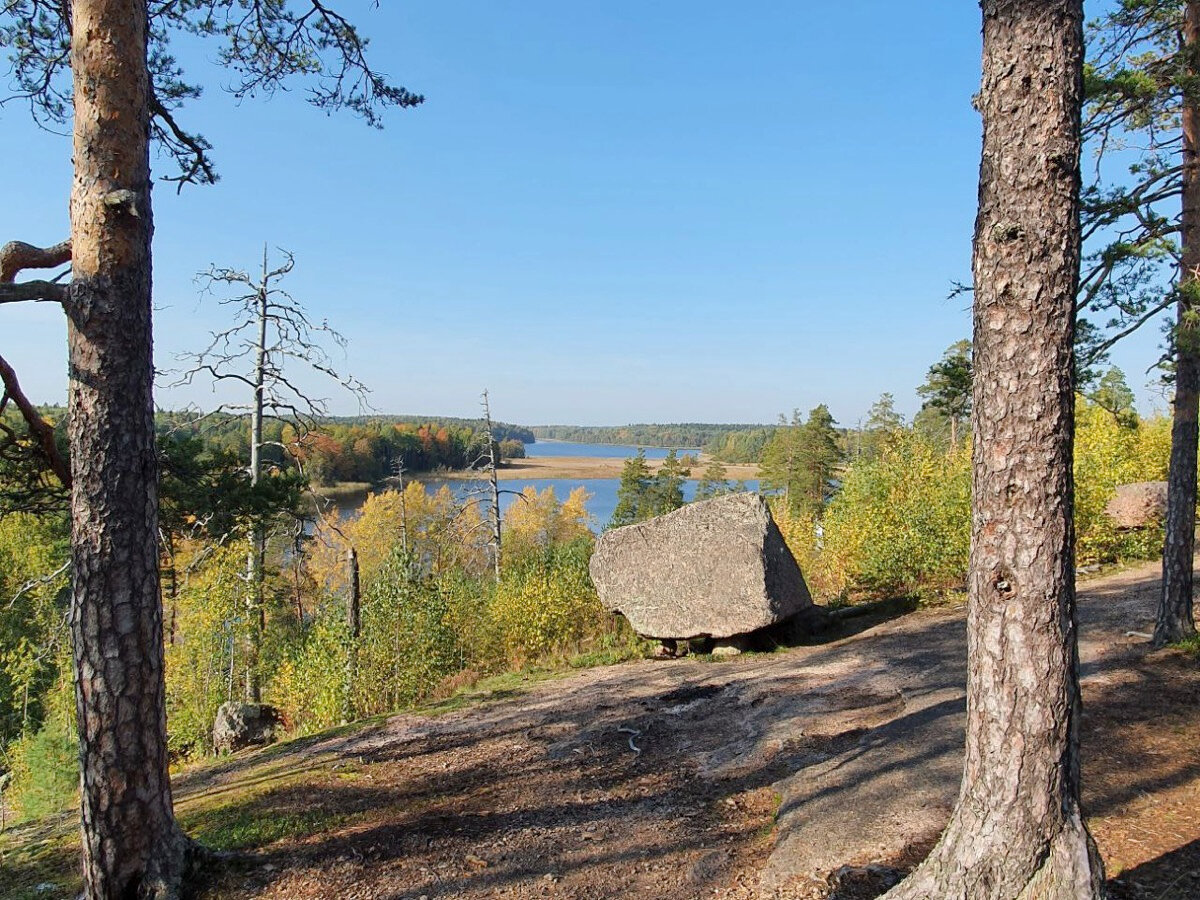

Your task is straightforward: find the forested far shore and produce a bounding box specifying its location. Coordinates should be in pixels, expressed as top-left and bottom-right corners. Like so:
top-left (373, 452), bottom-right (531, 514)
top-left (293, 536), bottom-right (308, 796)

top-left (14, 408), bottom-right (533, 490)
top-left (531, 423), bottom-right (776, 452)
top-left (325, 414), bottom-right (535, 445)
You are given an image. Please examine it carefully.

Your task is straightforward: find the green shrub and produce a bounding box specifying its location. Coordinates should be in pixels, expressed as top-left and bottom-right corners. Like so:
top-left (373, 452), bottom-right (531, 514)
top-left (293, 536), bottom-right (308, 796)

top-left (354, 552), bottom-right (463, 714)
top-left (268, 611), bottom-right (351, 735)
top-left (820, 432), bottom-right (971, 599)
top-left (4, 718), bottom-right (77, 822)
top-left (483, 538), bottom-right (610, 667)
top-left (269, 550), bottom-right (469, 732)
top-left (163, 541), bottom-right (247, 757)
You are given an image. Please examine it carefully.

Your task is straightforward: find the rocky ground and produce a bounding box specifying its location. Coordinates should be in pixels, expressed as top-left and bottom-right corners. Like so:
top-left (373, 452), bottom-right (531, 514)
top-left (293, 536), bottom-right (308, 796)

top-left (4, 562), bottom-right (1199, 899)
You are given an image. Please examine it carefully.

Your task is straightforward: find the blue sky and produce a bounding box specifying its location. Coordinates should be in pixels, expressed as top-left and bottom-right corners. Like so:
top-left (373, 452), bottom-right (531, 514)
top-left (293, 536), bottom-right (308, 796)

top-left (0, 1), bottom-right (1173, 426)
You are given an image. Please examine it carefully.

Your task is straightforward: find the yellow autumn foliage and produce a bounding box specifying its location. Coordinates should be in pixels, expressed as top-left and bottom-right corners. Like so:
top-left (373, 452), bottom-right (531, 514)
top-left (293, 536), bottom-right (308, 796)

top-left (1074, 401), bottom-right (1171, 564)
top-left (163, 539), bottom-right (250, 754)
top-left (309, 481), bottom-right (487, 593)
top-left (778, 403), bottom-right (1172, 603)
top-left (502, 485), bottom-right (592, 557)
top-left (816, 432), bottom-right (972, 600)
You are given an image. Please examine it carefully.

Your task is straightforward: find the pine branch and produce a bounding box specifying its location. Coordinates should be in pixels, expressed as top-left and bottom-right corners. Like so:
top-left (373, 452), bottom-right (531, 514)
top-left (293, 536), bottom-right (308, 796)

top-left (0, 239), bottom-right (72, 282)
top-left (0, 353), bottom-right (72, 488)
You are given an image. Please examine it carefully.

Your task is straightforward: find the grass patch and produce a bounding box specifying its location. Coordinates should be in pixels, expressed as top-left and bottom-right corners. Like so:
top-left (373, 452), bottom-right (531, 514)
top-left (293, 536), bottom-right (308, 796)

top-left (419, 668), bottom-right (560, 716)
top-left (1174, 633), bottom-right (1200, 657)
top-left (176, 759), bottom-right (366, 852)
top-left (0, 818), bottom-right (81, 900)
top-left (756, 790), bottom-right (784, 841)
top-left (180, 794), bottom-right (354, 851)
top-left (566, 642), bottom-right (650, 669)
top-left (4, 725), bottom-right (80, 824)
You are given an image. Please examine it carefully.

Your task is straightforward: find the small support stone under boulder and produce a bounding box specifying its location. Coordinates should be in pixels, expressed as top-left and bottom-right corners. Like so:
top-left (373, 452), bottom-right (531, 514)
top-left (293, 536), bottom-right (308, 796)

top-left (213, 701), bottom-right (279, 754)
top-left (589, 492), bottom-right (825, 649)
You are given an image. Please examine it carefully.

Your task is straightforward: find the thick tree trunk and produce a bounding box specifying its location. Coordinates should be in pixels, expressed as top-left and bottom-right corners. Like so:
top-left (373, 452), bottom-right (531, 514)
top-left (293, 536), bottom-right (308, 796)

top-left (1157, 1), bottom-right (1200, 648)
top-left (67, 1), bottom-right (191, 896)
top-left (883, 2), bottom-right (1104, 898)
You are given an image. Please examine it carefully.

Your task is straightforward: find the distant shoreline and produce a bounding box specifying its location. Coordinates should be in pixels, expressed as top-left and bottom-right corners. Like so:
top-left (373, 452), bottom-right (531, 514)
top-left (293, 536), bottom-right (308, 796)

top-left (438, 454), bottom-right (759, 482)
top-left (312, 456), bottom-right (761, 504)
top-left (529, 437), bottom-right (702, 451)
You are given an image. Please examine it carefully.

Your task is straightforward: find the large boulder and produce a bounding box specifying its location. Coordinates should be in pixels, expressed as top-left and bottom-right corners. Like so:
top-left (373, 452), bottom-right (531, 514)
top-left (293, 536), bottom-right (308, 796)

top-left (212, 701), bottom-right (279, 754)
top-left (1105, 481), bottom-right (1168, 529)
top-left (589, 492), bottom-right (819, 640)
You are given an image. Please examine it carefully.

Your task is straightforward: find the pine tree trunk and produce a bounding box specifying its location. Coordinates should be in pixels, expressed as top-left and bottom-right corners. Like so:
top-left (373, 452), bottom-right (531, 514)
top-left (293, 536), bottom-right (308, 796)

top-left (67, 0), bottom-right (191, 895)
top-left (1157, 0), bottom-right (1200, 649)
top-left (883, 2), bottom-right (1104, 897)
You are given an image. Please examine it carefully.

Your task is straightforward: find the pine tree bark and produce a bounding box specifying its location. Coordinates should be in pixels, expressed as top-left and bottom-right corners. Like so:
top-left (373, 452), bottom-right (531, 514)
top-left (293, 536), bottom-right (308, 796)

top-left (67, 1), bottom-right (191, 895)
top-left (1157, 0), bottom-right (1200, 648)
top-left (882, 1), bottom-right (1104, 897)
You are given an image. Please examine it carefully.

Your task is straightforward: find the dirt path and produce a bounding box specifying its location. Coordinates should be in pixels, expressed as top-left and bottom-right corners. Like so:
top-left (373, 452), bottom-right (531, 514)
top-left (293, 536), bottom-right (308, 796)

top-left (174, 562), bottom-right (1200, 899)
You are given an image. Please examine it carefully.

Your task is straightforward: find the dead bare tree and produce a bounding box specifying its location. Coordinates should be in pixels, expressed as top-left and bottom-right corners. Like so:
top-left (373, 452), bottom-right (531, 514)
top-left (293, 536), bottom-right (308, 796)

top-left (173, 245), bottom-right (367, 701)
top-left (481, 390), bottom-right (503, 581)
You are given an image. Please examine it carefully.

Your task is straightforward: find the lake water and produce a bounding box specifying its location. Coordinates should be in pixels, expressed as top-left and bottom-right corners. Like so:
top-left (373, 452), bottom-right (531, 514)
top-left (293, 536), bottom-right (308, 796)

top-left (326, 440), bottom-right (756, 532)
top-left (418, 476), bottom-right (760, 532)
top-left (523, 440), bottom-right (700, 460)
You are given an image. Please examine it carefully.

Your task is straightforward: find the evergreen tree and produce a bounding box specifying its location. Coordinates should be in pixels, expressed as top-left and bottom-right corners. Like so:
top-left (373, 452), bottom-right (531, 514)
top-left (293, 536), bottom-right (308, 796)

top-left (649, 450), bottom-right (689, 515)
top-left (857, 392), bottom-right (904, 460)
top-left (610, 449), bottom-right (653, 528)
top-left (760, 405), bottom-right (842, 516)
top-left (759, 410), bottom-right (804, 507)
top-left (796, 404), bottom-right (842, 512)
top-left (1083, 0), bottom-right (1198, 645)
top-left (917, 340), bottom-right (973, 449)
top-left (695, 459), bottom-right (732, 500)
top-left (0, 1), bottom-right (420, 890)
top-left (1089, 366), bottom-right (1140, 428)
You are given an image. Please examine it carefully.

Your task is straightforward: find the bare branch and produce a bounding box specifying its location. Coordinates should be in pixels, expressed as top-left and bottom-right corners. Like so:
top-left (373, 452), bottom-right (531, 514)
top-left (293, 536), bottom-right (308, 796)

top-left (180, 247), bottom-right (370, 426)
